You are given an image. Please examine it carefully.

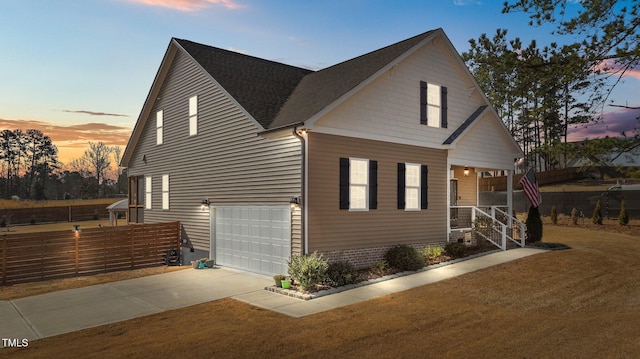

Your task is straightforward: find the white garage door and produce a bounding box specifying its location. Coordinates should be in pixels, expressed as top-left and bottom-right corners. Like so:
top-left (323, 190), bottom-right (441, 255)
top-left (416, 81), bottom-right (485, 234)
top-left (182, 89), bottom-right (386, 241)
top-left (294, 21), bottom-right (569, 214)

top-left (212, 206), bottom-right (291, 276)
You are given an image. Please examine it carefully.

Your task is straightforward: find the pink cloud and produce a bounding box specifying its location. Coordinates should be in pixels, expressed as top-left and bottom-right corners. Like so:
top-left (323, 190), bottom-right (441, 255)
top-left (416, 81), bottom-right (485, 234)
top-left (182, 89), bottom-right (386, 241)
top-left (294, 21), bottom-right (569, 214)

top-left (567, 108), bottom-right (640, 141)
top-left (593, 59), bottom-right (640, 80)
top-left (126, 0), bottom-right (244, 11)
top-left (0, 118), bottom-right (132, 163)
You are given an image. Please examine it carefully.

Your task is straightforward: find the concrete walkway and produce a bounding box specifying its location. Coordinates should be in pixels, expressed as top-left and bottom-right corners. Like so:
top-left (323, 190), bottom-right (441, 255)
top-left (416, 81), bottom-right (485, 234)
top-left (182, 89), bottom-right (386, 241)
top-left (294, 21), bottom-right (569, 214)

top-left (1, 248), bottom-right (546, 346)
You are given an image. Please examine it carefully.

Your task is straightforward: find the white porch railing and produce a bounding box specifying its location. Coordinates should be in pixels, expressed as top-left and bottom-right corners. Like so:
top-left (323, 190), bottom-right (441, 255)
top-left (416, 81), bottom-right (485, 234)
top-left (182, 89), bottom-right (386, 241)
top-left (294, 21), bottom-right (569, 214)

top-left (450, 205), bottom-right (526, 250)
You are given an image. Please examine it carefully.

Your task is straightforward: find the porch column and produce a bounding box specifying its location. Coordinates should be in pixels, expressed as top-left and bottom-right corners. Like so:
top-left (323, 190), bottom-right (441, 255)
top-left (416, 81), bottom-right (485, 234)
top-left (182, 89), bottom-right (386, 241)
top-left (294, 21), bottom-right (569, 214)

top-left (446, 159), bottom-right (451, 240)
top-left (507, 169), bottom-right (513, 228)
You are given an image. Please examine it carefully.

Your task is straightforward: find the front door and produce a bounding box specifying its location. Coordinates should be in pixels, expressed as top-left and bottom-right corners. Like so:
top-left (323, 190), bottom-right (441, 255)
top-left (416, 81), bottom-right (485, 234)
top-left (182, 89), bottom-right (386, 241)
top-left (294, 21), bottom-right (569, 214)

top-left (450, 179), bottom-right (458, 228)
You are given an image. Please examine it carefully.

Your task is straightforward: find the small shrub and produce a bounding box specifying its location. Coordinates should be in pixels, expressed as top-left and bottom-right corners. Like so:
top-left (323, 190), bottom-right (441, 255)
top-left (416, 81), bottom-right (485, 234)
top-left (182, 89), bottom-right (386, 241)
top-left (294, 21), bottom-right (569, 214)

top-left (287, 251), bottom-right (328, 291)
top-left (592, 200), bottom-right (603, 225)
top-left (619, 199), bottom-right (629, 226)
top-left (420, 245), bottom-right (443, 261)
top-left (384, 245), bottom-right (424, 271)
top-left (570, 208), bottom-right (579, 225)
top-left (550, 206), bottom-right (558, 225)
top-left (444, 242), bottom-right (467, 258)
top-left (369, 261), bottom-right (388, 276)
top-left (525, 206), bottom-right (543, 244)
top-left (326, 261), bottom-right (358, 287)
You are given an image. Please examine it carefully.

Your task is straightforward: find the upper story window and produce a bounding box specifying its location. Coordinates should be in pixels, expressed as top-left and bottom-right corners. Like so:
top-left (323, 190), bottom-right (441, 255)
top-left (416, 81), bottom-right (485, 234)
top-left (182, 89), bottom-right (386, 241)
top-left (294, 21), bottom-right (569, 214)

top-left (189, 95), bottom-right (198, 136)
top-left (162, 174), bottom-right (169, 210)
top-left (145, 176), bottom-right (152, 209)
top-left (339, 158), bottom-right (377, 211)
top-left (397, 163), bottom-right (428, 210)
top-left (420, 81), bottom-right (447, 128)
top-left (156, 110), bottom-right (163, 145)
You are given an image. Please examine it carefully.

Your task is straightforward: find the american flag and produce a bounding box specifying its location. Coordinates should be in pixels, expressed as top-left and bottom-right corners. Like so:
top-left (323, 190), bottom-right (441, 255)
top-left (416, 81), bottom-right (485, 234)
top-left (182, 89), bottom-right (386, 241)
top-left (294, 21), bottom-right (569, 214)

top-left (519, 168), bottom-right (542, 208)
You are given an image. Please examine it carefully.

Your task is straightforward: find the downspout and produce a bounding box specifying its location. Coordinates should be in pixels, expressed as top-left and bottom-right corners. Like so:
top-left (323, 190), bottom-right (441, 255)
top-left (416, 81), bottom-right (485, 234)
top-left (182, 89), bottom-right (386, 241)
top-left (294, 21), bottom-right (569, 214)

top-left (292, 127), bottom-right (306, 254)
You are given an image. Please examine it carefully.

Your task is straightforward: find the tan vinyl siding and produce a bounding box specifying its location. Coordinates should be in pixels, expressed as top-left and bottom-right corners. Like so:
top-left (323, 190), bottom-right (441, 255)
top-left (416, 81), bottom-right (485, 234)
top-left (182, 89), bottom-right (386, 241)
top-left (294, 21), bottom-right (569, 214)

top-left (127, 49), bottom-right (301, 252)
top-left (307, 132), bottom-right (447, 252)
top-left (453, 166), bottom-right (477, 206)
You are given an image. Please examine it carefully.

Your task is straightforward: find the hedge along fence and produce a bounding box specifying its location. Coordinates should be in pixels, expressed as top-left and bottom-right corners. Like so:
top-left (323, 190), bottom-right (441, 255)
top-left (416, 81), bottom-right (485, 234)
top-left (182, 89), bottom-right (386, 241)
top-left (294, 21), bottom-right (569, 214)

top-left (0, 221), bottom-right (181, 285)
top-left (0, 204), bottom-right (113, 225)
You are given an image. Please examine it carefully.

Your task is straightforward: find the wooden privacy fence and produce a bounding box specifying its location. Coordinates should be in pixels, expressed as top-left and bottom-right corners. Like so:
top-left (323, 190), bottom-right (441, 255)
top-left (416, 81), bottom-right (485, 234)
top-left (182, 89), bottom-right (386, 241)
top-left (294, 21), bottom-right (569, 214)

top-left (0, 222), bottom-right (181, 285)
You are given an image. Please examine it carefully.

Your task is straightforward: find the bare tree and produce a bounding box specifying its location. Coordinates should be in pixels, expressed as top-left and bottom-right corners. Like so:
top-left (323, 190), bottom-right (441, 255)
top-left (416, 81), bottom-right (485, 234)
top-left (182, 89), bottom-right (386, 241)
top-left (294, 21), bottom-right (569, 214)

top-left (80, 141), bottom-right (114, 197)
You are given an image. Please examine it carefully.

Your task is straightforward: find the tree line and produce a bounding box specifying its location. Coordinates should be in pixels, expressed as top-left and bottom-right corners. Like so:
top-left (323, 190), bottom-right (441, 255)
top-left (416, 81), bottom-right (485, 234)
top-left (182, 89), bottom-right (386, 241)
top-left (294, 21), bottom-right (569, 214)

top-left (0, 129), bottom-right (125, 200)
top-left (463, 1), bottom-right (639, 174)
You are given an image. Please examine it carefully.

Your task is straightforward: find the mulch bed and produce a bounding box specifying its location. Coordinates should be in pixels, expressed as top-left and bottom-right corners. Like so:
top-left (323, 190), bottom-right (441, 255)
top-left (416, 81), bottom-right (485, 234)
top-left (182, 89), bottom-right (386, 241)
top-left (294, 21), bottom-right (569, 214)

top-left (267, 242), bottom-right (501, 300)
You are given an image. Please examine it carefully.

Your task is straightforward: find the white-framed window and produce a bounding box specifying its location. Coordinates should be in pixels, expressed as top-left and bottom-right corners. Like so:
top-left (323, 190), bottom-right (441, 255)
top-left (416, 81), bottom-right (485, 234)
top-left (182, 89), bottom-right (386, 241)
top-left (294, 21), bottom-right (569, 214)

top-left (162, 174), bottom-right (169, 210)
top-left (349, 158), bottom-right (369, 211)
top-left (145, 176), bottom-right (152, 209)
top-left (426, 83), bottom-right (441, 127)
top-left (189, 95), bottom-right (198, 136)
top-left (405, 163), bottom-right (421, 210)
top-left (156, 110), bottom-right (163, 145)
top-left (420, 81), bottom-right (447, 128)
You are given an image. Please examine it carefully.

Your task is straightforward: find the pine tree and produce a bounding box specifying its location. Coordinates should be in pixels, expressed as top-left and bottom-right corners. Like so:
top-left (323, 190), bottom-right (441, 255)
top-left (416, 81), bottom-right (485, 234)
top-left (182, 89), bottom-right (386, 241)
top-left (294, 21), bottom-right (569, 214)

top-left (592, 200), bottom-right (603, 225)
top-left (525, 206), bottom-right (543, 243)
top-left (619, 200), bottom-right (629, 226)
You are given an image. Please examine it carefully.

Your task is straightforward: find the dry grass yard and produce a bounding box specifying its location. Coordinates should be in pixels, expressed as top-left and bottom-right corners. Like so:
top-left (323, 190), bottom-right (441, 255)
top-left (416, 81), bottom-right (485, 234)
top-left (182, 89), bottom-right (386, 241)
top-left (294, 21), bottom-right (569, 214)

top-left (2, 220), bottom-right (640, 358)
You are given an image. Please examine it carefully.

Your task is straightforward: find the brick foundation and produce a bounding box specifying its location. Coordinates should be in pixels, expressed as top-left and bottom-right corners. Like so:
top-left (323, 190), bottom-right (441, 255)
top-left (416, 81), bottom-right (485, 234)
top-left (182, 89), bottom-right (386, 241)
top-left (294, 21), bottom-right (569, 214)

top-left (320, 241), bottom-right (447, 269)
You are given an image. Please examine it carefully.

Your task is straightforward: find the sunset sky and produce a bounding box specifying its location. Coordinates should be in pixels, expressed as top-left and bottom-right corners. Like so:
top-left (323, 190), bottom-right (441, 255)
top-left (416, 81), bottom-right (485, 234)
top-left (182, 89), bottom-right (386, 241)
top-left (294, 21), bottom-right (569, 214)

top-left (1, 0), bottom-right (638, 165)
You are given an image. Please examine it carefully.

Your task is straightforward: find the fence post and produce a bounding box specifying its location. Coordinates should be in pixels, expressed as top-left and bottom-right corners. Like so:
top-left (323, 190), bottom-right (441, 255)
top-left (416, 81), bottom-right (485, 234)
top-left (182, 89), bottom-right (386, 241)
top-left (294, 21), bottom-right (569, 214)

top-left (75, 231), bottom-right (79, 275)
top-left (130, 225), bottom-right (135, 269)
top-left (1, 237), bottom-right (6, 285)
top-left (176, 221), bottom-right (181, 253)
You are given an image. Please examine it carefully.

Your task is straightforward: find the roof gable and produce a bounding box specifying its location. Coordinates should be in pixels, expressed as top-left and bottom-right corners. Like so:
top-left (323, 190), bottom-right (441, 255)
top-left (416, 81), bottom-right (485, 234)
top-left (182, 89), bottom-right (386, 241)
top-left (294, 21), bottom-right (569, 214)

top-left (175, 39), bottom-right (312, 128)
top-left (270, 30), bottom-right (437, 129)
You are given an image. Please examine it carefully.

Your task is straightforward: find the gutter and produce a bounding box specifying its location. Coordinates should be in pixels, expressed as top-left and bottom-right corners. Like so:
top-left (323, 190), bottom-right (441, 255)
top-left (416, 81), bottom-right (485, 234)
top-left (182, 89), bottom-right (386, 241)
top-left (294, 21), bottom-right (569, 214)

top-left (292, 126), bottom-right (307, 254)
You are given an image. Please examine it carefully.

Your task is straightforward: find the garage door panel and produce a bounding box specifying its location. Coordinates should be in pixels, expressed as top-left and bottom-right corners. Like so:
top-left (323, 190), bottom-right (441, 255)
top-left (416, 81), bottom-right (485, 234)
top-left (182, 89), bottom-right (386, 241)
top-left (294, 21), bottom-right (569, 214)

top-left (214, 206), bottom-right (291, 276)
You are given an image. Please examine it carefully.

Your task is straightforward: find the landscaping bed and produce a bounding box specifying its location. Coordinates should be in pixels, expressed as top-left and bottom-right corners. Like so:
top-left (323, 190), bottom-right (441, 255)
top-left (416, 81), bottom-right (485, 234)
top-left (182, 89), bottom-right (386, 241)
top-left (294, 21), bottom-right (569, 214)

top-left (266, 241), bottom-right (501, 300)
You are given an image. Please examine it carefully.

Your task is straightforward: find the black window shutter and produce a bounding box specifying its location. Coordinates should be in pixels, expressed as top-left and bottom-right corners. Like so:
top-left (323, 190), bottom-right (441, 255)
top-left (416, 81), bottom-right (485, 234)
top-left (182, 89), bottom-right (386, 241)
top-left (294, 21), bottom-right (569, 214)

top-left (397, 163), bottom-right (406, 209)
top-left (441, 86), bottom-right (448, 128)
top-left (421, 165), bottom-right (429, 209)
top-left (339, 158), bottom-right (350, 209)
top-left (369, 160), bottom-right (378, 209)
top-left (420, 81), bottom-right (427, 125)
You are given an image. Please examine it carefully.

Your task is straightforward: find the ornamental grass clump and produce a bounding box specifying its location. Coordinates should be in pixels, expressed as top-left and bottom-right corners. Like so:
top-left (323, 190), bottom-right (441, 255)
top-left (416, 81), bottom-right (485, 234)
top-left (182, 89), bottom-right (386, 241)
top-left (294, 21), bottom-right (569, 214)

top-left (550, 206), bottom-right (558, 225)
top-left (420, 245), bottom-right (443, 261)
top-left (287, 251), bottom-right (328, 291)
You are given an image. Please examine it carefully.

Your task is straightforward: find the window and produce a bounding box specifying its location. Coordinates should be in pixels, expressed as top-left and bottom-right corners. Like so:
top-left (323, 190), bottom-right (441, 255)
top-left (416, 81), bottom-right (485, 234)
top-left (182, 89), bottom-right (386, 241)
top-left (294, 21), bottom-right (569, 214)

top-left (350, 159), bottom-right (368, 210)
top-left (189, 95), bottom-right (198, 136)
top-left (162, 174), bottom-right (169, 210)
top-left (339, 158), bottom-right (377, 211)
top-left (156, 110), bottom-right (163, 145)
top-left (405, 164), bottom-right (421, 210)
top-left (420, 81), bottom-right (447, 128)
top-left (145, 176), bottom-right (152, 209)
top-left (128, 176), bottom-right (145, 223)
top-left (397, 163), bottom-right (428, 210)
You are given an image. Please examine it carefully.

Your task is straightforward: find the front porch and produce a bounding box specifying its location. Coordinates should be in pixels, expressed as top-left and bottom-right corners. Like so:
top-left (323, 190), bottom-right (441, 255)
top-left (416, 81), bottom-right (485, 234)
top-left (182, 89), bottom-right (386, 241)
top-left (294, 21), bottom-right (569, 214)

top-left (447, 165), bottom-right (526, 250)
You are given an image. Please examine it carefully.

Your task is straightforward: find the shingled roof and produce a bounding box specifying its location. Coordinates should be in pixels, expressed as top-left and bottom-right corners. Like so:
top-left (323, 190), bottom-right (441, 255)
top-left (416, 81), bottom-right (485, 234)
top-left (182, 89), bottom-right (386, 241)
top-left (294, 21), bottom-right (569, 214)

top-left (175, 39), bottom-right (312, 128)
top-left (176, 30), bottom-right (437, 130)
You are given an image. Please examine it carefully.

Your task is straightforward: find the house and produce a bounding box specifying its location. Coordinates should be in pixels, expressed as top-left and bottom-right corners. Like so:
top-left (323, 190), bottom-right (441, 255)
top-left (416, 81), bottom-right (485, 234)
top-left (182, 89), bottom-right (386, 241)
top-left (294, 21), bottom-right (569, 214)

top-left (121, 28), bottom-right (524, 276)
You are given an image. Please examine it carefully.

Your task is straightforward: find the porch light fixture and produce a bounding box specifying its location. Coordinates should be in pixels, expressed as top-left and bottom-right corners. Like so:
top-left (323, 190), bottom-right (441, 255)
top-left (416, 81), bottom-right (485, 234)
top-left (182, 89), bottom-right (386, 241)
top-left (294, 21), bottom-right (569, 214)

top-left (464, 166), bottom-right (470, 177)
top-left (289, 196), bottom-right (301, 208)
top-left (200, 199), bottom-right (209, 211)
